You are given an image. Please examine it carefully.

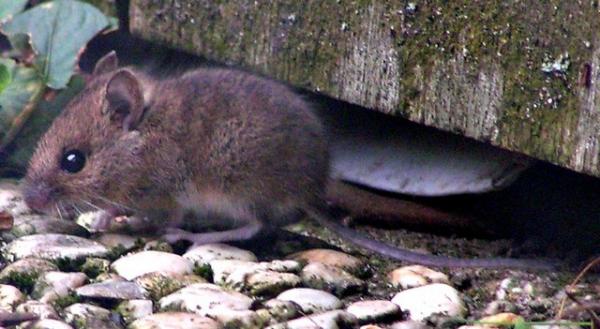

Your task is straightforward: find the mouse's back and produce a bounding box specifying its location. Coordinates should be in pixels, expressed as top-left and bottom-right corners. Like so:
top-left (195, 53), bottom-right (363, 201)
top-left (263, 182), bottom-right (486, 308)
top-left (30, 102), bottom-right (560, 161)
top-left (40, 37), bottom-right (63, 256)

top-left (151, 68), bottom-right (331, 212)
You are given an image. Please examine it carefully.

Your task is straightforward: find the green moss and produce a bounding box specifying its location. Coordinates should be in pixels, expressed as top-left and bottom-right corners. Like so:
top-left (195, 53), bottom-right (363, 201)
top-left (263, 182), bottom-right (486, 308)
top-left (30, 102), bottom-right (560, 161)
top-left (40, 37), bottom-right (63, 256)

top-left (192, 263), bottom-right (213, 282)
top-left (131, 0), bottom-right (600, 173)
top-left (0, 270), bottom-right (37, 294)
top-left (54, 257), bottom-right (87, 272)
top-left (396, 1), bottom-right (596, 163)
top-left (143, 240), bottom-right (173, 253)
top-left (72, 317), bottom-right (88, 329)
top-left (148, 279), bottom-right (181, 301)
top-left (116, 301), bottom-right (139, 324)
top-left (52, 292), bottom-right (81, 310)
top-left (81, 258), bottom-right (110, 278)
top-left (106, 244), bottom-right (129, 261)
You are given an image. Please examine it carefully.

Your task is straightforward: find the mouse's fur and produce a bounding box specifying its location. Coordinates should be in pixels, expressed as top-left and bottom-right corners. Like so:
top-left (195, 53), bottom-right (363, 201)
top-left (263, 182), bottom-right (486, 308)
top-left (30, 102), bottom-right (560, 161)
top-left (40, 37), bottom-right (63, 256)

top-left (23, 52), bottom-right (555, 269)
top-left (24, 51), bottom-right (327, 241)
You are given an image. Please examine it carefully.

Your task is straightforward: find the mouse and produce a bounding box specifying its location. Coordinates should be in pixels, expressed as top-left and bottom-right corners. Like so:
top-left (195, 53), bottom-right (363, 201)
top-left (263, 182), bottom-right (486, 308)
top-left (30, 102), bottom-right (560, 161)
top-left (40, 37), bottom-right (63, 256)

top-left (21, 51), bottom-right (555, 270)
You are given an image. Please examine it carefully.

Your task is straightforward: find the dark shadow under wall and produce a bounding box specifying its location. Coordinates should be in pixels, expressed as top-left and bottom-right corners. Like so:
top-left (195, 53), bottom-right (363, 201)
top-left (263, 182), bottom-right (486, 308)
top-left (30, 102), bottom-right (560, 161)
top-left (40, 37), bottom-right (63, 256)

top-left (316, 96), bottom-right (600, 262)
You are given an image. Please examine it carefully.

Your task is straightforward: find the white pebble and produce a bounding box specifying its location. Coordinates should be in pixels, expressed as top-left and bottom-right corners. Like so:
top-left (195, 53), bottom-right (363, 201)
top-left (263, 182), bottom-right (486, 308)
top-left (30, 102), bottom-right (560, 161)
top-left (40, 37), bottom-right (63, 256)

top-left (277, 288), bottom-right (342, 313)
top-left (111, 251), bottom-right (193, 280)
top-left (346, 300), bottom-right (401, 323)
top-left (183, 243), bottom-right (257, 265)
top-left (0, 284), bottom-right (24, 311)
top-left (159, 283), bottom-right (253, 314)
top-left (3, 234), bottom-right (108, 262)
top-left (130, 312), bottom-right (222, 329)
top-left (391, 283), bottom-right (467, 322)
top-left (387, 265), bottom-right (450, 289)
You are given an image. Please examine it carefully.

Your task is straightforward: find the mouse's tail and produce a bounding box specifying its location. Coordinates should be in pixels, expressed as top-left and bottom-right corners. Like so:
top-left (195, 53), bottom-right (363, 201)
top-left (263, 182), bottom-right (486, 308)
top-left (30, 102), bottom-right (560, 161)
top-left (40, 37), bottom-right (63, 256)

top-left (306, 207), bottom-right (558, 270)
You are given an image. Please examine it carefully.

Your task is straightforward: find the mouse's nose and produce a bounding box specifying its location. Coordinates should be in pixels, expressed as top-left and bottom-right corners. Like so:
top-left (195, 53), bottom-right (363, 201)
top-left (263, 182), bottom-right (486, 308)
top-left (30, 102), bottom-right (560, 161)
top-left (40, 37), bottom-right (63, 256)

top-left (22, 182), bottom-right (55, 213)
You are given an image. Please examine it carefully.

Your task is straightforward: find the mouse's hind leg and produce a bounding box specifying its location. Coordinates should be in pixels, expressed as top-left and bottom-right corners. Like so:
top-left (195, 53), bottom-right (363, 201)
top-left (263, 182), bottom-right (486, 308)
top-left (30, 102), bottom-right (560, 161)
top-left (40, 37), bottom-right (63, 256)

top-left (162, 221), bottom-right (263, 245)
top-left (162, 219), bottom-right (263, 245)
top-left (161, 201), bottom-right (265, 245)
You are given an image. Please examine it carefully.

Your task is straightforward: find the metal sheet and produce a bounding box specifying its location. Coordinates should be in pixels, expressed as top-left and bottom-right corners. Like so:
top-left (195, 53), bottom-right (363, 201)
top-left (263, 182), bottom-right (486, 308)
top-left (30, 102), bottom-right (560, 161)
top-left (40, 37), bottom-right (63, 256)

top-left (325, 107), bottom-right (533, 196)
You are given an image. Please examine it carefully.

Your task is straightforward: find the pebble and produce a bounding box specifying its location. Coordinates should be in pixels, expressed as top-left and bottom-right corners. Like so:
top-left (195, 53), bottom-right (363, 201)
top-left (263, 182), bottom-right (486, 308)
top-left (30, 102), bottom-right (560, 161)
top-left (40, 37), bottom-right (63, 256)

top-left (387, 265), bottom-right (450, 289)
top-left (267, 310), bottom-right (358, 329)
top-left (135, 272), bottom-right (206, 301)
top-left (209, 259), bottom-right (259, 285)
top-left (0, 258), bottom-right (58, 283)
top-left (111, 251), bottom-right (193, 280)
top-left (96, 233), bottom-right (141, 251)
top-left (301, 262), bottom-right (365, 296)
top-left (493, 276), bottom-right (552, 308)
top-left (390, 320), bottom-right (431, 329)
top-left (277, 288), bottom-right (342, 313)
top-left (15, 300), bottom-right (59, 319)
top-left (289, 249), bottom-right (364, 275)
top-left (391, 283), bottom-right (467, 322)
top-left (207, 309), bottom-right (264, 329)
top-left (483, 300), bottom-right (518, 315)
top-left (226, 268), bottom-right (301, 296)
top-left (10, 215), bottom-right (89, 237)
top-left (183, 243), bottom-right (257, 265)
top-left (63, 303), bottom-right (122, 329)
top-left (346, 300), bottom-right (401, 323)
top-left (258, 299), bottom-right (301, 324)
top-left (130, 312), bottom-right (222, 329)
top-left (0, 180), bottom-right (31, 216)
top-left (33, 271), bottom-right (88, 303)
top-left (30, 319), bottom-right (75, 329)
top-left (76, 281), bottom-right (148, 301)
top-left (95, 273), bottom-right (126, 283)
top-left (117, 299), bottom-right (153, 324)
top-left (210, 259), bottom-right (302, 287)
top-left (3, 234), bottom-right (108, 262)
top-left (260, 260), bottom-right (302, 273)
top-left (159, 283), bottom-right (254, 314)
top-left (0, 284), bottom-right (25, 311)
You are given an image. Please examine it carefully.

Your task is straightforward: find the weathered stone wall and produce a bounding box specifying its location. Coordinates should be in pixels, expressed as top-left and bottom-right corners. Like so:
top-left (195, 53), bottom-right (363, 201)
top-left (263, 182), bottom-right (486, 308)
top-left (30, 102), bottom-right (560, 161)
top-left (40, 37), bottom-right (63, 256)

top-left (129, 0), bottom-right (600, 177)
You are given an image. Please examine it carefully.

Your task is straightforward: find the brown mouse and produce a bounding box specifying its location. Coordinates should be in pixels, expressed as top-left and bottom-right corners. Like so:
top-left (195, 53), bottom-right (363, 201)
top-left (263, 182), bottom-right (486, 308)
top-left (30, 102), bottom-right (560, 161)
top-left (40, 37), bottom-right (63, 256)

top-left (22, 51), bottom-right (555, 270)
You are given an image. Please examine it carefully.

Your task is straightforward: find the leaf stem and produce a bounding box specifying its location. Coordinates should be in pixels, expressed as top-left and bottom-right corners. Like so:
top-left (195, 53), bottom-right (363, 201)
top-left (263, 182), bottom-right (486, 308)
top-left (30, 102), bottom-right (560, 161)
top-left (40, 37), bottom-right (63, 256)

top-left (0, 84), bottom-right (45, 155)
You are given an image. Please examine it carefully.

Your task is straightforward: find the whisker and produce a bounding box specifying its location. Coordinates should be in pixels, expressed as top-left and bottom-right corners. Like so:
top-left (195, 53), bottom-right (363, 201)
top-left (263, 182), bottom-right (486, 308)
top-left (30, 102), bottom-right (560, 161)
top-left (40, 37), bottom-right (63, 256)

top-left (95, 194), bottom-right (136, 212)
top-left (71, 202), bottom-right (83, 216)
top-left (55, 203), bottom-right (63, 221)
top-left (80, 199), bottom-right (101, 211)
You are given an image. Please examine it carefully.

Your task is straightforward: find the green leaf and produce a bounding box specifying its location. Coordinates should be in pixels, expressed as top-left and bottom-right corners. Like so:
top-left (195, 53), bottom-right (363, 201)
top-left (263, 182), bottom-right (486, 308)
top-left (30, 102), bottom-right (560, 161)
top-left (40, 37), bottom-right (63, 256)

top-left (514, 318), bottom-right (531, 329)
top-left (108, 15), bottom-right (119, 30)
top-left (2, 0), bottom-right (109, 89)
top-left (0, 0), bottom-right (28, 23)
top-left (0, 63), bottom-right (11, 94)
top-left (0, 58), bottom-right (43, 142)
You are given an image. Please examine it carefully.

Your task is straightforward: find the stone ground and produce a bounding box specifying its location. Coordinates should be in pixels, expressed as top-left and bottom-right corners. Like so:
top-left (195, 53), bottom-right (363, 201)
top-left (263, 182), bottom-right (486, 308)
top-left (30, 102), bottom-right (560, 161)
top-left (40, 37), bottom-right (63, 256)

top-left (0, 179), bottom-right (597, 329)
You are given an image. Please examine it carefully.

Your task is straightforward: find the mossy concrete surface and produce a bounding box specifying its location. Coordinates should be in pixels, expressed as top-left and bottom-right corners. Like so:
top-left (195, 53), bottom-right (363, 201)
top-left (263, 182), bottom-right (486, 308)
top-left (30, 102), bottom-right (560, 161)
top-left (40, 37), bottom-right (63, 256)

top-left (130, 0), bottom-right (600, 177)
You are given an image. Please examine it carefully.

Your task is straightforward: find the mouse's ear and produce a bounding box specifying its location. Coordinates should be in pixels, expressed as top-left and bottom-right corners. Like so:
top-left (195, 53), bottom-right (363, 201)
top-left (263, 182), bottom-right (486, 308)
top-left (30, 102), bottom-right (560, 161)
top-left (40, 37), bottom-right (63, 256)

top-left (102, 69), bottom-right (145, 131)
top-left (93, 51), bottom-right (119, 76)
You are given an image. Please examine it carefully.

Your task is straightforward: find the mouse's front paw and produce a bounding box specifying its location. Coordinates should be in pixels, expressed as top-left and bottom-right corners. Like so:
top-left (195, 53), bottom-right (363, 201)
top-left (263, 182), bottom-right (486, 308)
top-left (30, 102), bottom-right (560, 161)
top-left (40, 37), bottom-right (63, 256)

top-left (84, 210), bottom-right (116, 232)
top-left (161, 228), bottom-right (192, 244)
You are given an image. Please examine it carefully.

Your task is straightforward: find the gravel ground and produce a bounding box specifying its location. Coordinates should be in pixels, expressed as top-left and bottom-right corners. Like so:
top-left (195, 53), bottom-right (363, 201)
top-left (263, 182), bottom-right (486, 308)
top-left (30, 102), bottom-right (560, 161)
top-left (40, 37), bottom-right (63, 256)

top-left (0, 179), bottom-right (597, 329)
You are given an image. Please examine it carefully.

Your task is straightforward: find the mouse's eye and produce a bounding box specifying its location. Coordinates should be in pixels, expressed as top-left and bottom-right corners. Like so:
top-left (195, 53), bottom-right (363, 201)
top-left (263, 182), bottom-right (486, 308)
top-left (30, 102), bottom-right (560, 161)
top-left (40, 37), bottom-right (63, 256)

top-left (60, 150), bottom-right (86, 173)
